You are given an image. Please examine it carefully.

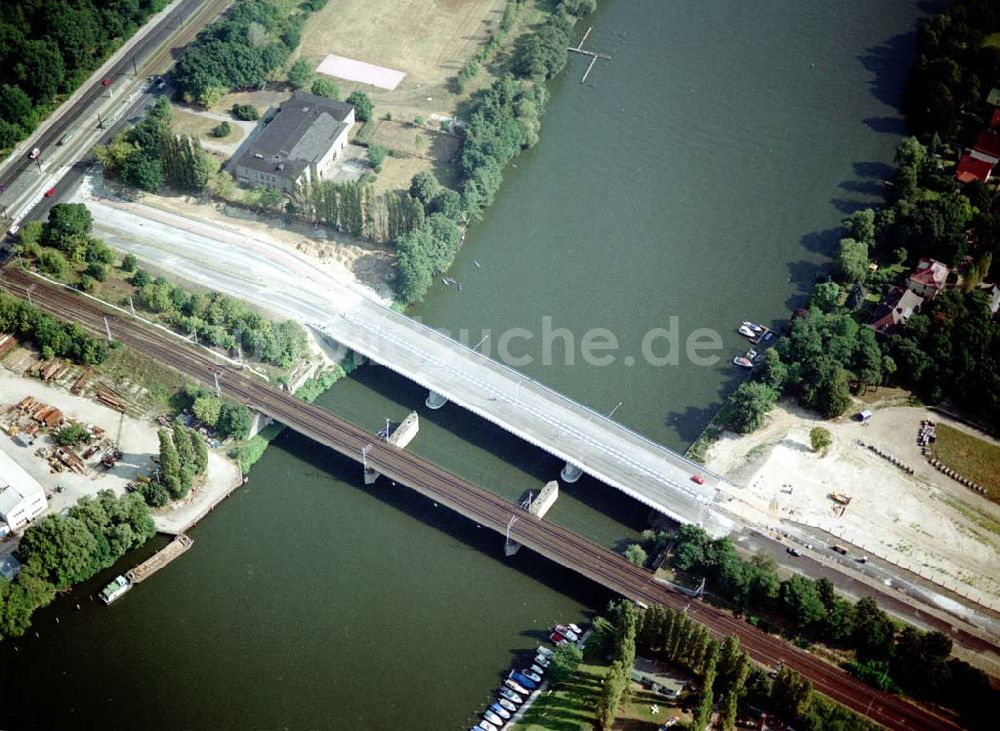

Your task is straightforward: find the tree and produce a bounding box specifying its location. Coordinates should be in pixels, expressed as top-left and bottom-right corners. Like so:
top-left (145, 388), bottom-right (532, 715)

top-left (563, 0), bottom-right (598, 17)
top-left (38, 249), bottom-right (68, 278)
top-left (809, 427), bottom-right (832, 455)
top-left (42, 203), bottom-right (93, 250)
top-left (120, 253), bottom-right (138, 272)
top-left (596, 659), bottom-right (628, 730)
top-left (723, 381), bottom-right (777, 433)
top-left (409, 171), bottom-right (439, 206)
top-left (158, 428), bottom-right (183, 499)
top-left (842, 208), bottom-right (876, 246)
top-left (368, 143), bottom-right (386, 172)
top-left (287, 59), bottom-right (314, 89)
top-left (172, 423), bottom-right (196, 471)
top-left (691, 644), bottom-right (720, 731)
top-left (346, 91), bottom-right (373, 121)
top-left (193, 396), bottom-right (223, 427)
top-left (809, 281), bottom-right (840, 312)
top-left (57, 423), bottom-right (91, 446)
top-left (547, 641), bottom-right (582, 684)
top-left (624, 543), bottom-right (647, 566)
top-left (218, 403), bottom-right (254, 439)
top-left (852, 597), bottom-right (895, 661)
top-left (430, 189), bottom-right (464, 221)
top-left (193, 433), bottom-right (209, 475)
top-left (780, 576), bottom-right (826, 631)
top-left (835, 238), bottom-right (869, 283)
top-left (231, 104), bottom-right (260, 121)
top-left (131, 268), bottom-right (152, 287)
top-left (760, 349), bottom-right (788, 392)
top-left (311, 77), bottom-right (339, 99)
top-left (121, 151), bottom-right (163, 192)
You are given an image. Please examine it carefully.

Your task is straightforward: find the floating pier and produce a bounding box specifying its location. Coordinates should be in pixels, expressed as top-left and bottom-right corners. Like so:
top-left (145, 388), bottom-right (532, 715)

top-left (126, 533), bottom-right (193, 583)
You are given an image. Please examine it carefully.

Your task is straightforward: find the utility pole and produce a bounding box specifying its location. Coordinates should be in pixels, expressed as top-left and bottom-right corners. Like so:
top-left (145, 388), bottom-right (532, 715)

top-left (473, 333), bottom-right (489, 351)
top-left (505, 515), bottom-right (518, 547)
top-left (132, 57), bottom-right (139, 78)
top-left (362, 442), bottom-right (374, 471)
top-left (383, 417), bottom-right (390, 441)
top-left (26, 285), bottom-right (35, 307)
top-left (103, 316), bottom-right (112, 343)
top-left (35, 156), bottom-right (42, 173)
top-left (213, 371), bottom-right (221, 397)
top-left (128, 296), bottom-right (135, 316)
top-left (237, 344), bottom-right (244, 366)
top-left (607, 400), bottom-right (623, 419)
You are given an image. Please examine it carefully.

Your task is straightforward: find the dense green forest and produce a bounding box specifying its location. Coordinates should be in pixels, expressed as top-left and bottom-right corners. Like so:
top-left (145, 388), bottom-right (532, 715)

top-left (0, 0), bottom-right (168, 154)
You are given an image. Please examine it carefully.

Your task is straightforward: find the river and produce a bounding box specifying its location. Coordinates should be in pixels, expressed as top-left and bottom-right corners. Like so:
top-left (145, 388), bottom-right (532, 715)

top-left (0, 1), bottom-right (927, 728)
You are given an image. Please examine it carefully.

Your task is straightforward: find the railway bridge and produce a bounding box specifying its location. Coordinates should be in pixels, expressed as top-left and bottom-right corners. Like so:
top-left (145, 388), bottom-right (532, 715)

top-left (0, 269), bottom-right (959, 731)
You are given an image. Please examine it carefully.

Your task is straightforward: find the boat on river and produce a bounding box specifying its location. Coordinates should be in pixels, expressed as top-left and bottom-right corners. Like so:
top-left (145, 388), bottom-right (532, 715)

top-left (489, 702), bottom-right (512, 721)
top-left (99, 575), bottom-right (131, 605)
top-left (497, 696), bottom-right (518, 712)
top-left (510, 671), bottom-right (537, 690)
top-left (521, 668), bottom-right (543, 684)
top-left (498, 687), bottom-right (523, 705)
top-left (536, 646), bottom-right (554, 659)
top-left (484, 709), bottom-right (506, 727)
top-left (534, 654), bottom-right (550, 668)
top-left (733, 356), bottom-right (753, 369)
top-left (505, 677), bottom-right (530, 695)
top-left (738, 324), bottom-right (756, 338)
top-left (742, 321), bottom-right (764, 333)
top-left (554, 624), bottom-right (579, 641)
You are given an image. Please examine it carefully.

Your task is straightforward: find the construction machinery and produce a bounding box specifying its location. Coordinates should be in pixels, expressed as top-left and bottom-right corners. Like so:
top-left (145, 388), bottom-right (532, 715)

top-left (101, 411), bottom-right (125, 469)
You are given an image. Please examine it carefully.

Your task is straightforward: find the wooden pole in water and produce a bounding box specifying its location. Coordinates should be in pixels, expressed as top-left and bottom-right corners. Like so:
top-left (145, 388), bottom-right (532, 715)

top-left (576, 26), bottom-right (592, 50)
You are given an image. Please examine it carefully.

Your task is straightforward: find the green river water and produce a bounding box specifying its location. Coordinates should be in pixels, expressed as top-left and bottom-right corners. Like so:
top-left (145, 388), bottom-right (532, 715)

top-left (1, 1), bottom-right (929, 728)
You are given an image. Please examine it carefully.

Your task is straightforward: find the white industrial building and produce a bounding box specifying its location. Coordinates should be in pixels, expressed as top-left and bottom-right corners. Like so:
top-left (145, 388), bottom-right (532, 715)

top-left (0, 448), bottom-right (48, 533)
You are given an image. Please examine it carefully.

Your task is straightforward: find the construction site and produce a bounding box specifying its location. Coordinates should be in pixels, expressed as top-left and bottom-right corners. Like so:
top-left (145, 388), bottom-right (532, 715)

top-left (0, 335), bottom-right (242, 536)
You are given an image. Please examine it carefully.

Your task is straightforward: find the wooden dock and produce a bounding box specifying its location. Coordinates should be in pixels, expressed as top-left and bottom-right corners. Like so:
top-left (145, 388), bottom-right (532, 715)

top-left (567, 26), bottom-right (611, 83)
top-left (126, 533), bottom-right (193, 583)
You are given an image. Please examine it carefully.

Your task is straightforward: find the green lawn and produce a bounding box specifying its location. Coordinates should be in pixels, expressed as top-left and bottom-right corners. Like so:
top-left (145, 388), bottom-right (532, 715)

top-left (514, 662), bottom-right (685, 731)
top-left (933, 423), bottom-right (1000, 501)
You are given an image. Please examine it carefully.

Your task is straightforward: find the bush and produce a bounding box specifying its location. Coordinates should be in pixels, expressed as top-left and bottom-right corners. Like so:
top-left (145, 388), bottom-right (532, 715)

top-left (38, 249), bottom-right (68, 278)
top-left (211, 121), bottom-right (231, 138)
top-left (346, 91), bottom-right (372, 121)
top-left (57, 424), bottom-right (91, 447)
top-left (311, 78), bottom-right (339, 99)
top-left (231, 104), bottom-right (260, 121)
top-left (131, 268), bottom-right (152, 287)
top-left (121, 253), bottom-right (138, 272)
top-left (368, 143), bottom-right (386, 172)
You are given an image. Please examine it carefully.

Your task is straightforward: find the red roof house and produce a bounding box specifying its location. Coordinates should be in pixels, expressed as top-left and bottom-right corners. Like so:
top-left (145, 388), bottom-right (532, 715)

top-left (868, 287), bottom-right (924, 334)
top-left (907, 258), bottom-right (950, 299)
top-left (955, 154), bottom-right (992, 184)
top-left (971, 130), bottom-right (1000, 164)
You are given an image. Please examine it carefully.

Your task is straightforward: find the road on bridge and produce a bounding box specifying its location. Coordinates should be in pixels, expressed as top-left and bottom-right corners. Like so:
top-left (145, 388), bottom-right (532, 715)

top-left (0, 268), bottom-right (961, 731)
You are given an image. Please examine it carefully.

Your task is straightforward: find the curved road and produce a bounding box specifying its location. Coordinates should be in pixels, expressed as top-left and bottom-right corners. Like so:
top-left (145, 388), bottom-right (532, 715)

top-left (0, 268), bottom-right (962, 731)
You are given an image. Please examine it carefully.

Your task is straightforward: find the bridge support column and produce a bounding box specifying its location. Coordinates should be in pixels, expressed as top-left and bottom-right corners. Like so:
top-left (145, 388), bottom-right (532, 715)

top-left (560, 462), bottom-right (583, 483)
top-left (425, 390), bottom-right (448, 410)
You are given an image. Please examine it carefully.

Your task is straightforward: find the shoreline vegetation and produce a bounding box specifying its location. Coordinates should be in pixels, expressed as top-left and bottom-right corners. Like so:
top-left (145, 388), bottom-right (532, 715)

top-left (711, 1), bottom-right (1000, 440)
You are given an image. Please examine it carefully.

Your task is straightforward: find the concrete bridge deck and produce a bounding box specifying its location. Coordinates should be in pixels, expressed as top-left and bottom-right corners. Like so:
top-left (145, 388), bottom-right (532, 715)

top-left (316, 299), bottom-right (733, 536)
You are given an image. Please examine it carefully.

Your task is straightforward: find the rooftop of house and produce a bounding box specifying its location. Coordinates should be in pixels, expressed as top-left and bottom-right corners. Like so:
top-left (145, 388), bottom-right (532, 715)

top-left (955, 154), bottom-right (993, 184)
top-left (973, 129), bottom-right (1000, 159)
top-left (908, 257), bottom-right (950, 290)
top-left (235, 91), bottom-right (354, 179)
top-left (868, 287), bottom-right (924, 333)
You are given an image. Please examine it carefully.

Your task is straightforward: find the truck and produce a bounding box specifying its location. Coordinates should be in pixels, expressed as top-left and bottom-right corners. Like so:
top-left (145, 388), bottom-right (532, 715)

top-left (830, 492), bottom-right (852, 505)
top-left (830, 544), bottom-right (849, 555)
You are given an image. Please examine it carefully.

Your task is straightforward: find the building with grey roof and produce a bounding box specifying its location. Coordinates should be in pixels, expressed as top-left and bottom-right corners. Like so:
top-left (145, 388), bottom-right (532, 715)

top-left (232, 91), bottom-right (355, 193)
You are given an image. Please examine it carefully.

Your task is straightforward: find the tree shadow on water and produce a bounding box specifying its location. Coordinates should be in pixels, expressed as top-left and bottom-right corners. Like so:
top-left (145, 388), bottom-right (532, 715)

top-left (863, 115), bottom-right (907, 135)
top-left (853, 161), bottom-right (894, 180)
top-left (857, 32), bottom-right (916, 110)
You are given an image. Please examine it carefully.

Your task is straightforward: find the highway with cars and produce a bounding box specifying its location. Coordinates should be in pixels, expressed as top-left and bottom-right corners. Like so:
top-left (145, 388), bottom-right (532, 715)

top-left (0, 0), bottom-right (233, 234)
top-left (0, 267), bottom-right (963, 731)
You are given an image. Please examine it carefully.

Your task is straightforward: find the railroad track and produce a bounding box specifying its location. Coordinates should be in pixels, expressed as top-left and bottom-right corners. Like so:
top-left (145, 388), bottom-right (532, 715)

top-left (0, 268), bottom-right (962, 731)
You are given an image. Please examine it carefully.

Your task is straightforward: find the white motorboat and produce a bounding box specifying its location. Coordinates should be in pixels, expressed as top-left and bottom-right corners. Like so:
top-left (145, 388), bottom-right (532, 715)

top-left (536, 646), bottom-right (554, 659)
top-left (533, 654), bottom-right (550, 668)
top-left (489, 703), bottom-right (512, 720)
top-left (478, 721), bottom-right (498, 731)
top-left (521, 669), bottom-right (543, 684)
top-left (505, 678), bottom-right (529, 696)
top-left (484, 709), bottom-right (505, 727)
top-left (554, 625), bottom-right (579, 642)
top-left (738, 325), bottom-right (756, 338)
top-left (742, 321), bottom-right (764, 333)
top-left (497, 696), bottom-right (518, 712)
top-left (566, 623), bottom-right (583, 635)
top-left (733, 356), bottom-right (753, 369)
top-left (530, 663), bottom-right (546, 676)
top-left (498, 687), bottom-right (523, 705)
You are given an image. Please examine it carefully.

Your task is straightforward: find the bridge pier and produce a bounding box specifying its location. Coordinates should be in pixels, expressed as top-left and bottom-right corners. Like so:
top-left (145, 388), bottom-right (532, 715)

top-left (425, 390), bottom-right (448, 410)
top-left (365, 412), bottom-right (420, 485)
top-left (560, 462), bottom-right (584, 483)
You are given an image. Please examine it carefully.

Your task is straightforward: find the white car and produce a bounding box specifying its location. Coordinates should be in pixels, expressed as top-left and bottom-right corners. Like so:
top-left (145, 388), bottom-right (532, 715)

top-left (28, 147), bottom-right (41, 160)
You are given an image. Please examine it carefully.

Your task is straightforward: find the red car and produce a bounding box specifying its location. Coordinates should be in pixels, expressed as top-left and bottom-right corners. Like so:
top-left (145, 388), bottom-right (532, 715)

top-left (102, 78), bottom-right (112, 87)
top-left (44, 187), bottom-right (56, 197)
top-left (690, 475), bottom-right (705, 485)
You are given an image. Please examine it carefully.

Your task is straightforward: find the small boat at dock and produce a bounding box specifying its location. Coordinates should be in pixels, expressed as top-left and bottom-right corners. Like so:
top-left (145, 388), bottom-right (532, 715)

top-left (534, 654), bottom-right (550, 668)
top-left (484, 709), bottom-right (505, 727)
top-left (733, 356), bottom-right (753, 369)
top-left (505, 677), bottom-right (530, 695)
top-left (498, 687), bottom-right (523, 705)
top-left (510, 671), bottom-right (537, 690)
top-left (566, 623), bottom-right (583, 635)
top-left (555, 624), bottom-right (579, 641)
top-left (477, 721), bottom-right (498, 731)
top-left (530, 664), bottom-right (546, 677)
top-left (521, 668), bottom-right (543, 684)
top-left (536, 646), bottom-right (554, 659)
top-left (549, 631), bottom-right (567, 645)
top-left (741, 321), bottom-right (764, 333)
top-left (489, 702), bottom-right (512, 720)
top-left (738, 325), bottom-right (756, 338)
top-left (100, 575), bottom-right (131, 605)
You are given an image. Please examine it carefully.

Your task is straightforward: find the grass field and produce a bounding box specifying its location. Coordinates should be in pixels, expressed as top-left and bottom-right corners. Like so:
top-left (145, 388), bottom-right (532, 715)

top-left (299, 0), bottom-right (508, 89)
top-left (171, 108), bottom-right (244, 145)
top-left (933, 423), bottom-right (1000, 500)
top-left (368, 120), bottom-right (461, 193)
top-left (514, 662), bottom-right (685, 731)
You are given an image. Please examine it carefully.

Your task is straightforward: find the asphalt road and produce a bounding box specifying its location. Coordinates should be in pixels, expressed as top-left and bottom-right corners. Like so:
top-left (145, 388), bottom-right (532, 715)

top-left (0, 267), bottom-right (964, 731)
top-left (0, 0), bottom-right (232, 230)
